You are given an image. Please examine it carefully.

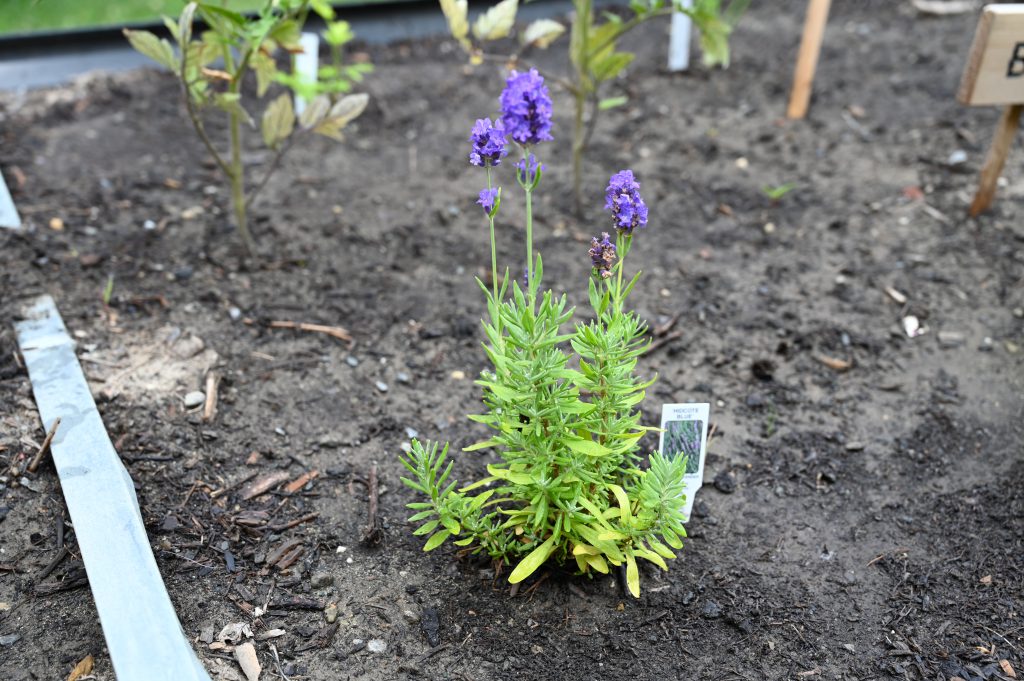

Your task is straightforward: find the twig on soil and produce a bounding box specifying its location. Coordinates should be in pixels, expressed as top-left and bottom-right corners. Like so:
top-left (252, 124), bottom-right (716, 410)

top-left (361, 464), bottom-right (382, 545)
top-left (35, 548), bottom-right (68, 582)
top-left (269, 644), bottom-right (291, 681)
top-left (642, 330), bottom-right (683, 356)
top-left (27, 417), bottom-right (60, 474)
top-left (202, 371), bottom-right (220, 422)
top-left (211, 471), bottom-right (258, 500)
top-left (243, 317), bottom-right (354, 348)
top-left (265, 512), bottom-right (319, 532)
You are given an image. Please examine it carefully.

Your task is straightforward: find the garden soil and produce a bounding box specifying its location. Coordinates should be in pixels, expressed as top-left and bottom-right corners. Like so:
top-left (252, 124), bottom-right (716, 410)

top-left (1, 1), bottom-right (1022, 679)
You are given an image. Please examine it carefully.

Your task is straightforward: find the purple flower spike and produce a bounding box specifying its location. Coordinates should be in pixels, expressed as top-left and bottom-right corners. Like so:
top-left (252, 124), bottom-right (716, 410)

top-left (500, 69), bottom-right (553, 146)
top-left (604, 170), bottom-right (648, 234)
top-left (478, 187), bottom-right (499, 215)
top-left (589, 232), bottom-right (616, 279)
top-left (516, 153), bottom-right (544, 186)
top-left (469, 118), bottom-right (508, 167)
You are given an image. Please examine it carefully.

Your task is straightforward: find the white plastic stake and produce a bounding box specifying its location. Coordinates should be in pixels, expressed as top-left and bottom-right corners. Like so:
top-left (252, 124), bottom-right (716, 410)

top-left (668, 1), bottom-right (693, 72)
top-left (0, 168), bottom-right (21, 229)
top-left (15, 296), bottom-right (211, 681)
top-left (294, 31), bottom-right (320, 116)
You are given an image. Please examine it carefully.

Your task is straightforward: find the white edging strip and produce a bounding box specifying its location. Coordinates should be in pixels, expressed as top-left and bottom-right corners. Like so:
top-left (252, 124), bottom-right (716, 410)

top-left (0, 169), bottom-right (21, 229)
top-left (294, 31), bottom-right (320, 116)
top-left (15, 295), bottom-right (211, 681)
top-left (668, 1), bottom-right (693, 72)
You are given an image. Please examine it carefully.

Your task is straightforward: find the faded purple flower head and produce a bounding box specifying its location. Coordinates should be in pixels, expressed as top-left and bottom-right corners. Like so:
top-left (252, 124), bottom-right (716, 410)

top-left (500, 69), bottom-right (553, 146)
top-left (516, 153), bottom-right (544, 186)
top-left (478, 187), bottom-right (499, 214)
top-left (469, 118), bottom-right (508, 167)
top-left (604, 170), bottom-right (648, 234)
top-left (589, 232), bottom-right (616, 279)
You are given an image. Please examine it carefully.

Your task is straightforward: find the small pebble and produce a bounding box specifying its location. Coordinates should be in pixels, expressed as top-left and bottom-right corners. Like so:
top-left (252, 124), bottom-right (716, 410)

top-left (228, 306), bottom-right (241, 321)
top-left (325, 603), bottom-right (339, 624)
top-left (0, 634), bottom-right (21, 646)
top-left (143, 219), bottom-right (157, 231)
top-left (702, 601), bottom-right (722, 619)
top-left (979, 337), bottom-right (994, 352)
top-left (403, 609), bottom-right (420, 623)
top-left (367, 639), bottom-right (387, 654)
top-left (375, 381), bottom-right (389, 393)
top-left (450, 370), bottom-right (466, 380)
top-left (346, 356), bottom-right (359, 367)
top-left (184, 391), bottom-right (206, 409)
top-left (713, 470), bottom-right (736, 494)
top-left (405, 427), bottom-right (419, 439)
top-left (396, 371), bottom-right (411, 384)
top-left (947, 149), bottom-right (968, 167)
top-left (845, 442), bottom-right (865, 452)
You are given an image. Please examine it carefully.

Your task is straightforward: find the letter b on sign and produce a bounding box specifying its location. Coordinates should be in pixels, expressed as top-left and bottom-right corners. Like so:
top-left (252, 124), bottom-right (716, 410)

top-left (1009, 42), bottom-right (1024, 78)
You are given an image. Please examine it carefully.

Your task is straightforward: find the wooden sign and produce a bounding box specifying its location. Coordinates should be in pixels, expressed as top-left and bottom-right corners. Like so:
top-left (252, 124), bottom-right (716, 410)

top-left (958, 5), bottom-right (1024, 216)
top-left (787, 0), bottom-right (832, 119)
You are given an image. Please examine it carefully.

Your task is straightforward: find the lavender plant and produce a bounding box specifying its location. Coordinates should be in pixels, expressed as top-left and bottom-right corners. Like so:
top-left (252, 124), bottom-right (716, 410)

top-left (400, 69), bottom-right (689, 598)
top-left (124, 1), bottom-right (371, 256)
top-left (439, 0), bottom-right (748, 213)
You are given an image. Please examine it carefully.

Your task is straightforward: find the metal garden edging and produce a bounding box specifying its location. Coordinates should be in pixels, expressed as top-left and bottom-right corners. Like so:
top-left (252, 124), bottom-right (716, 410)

top-left (15, 295), bottom-right (211, 681)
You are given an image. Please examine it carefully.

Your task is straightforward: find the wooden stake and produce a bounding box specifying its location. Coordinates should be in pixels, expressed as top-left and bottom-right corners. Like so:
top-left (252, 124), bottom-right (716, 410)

top-left (787, 0), bottom-right (832, 120)
top-left (970, 104), bottom-right (1023, 217)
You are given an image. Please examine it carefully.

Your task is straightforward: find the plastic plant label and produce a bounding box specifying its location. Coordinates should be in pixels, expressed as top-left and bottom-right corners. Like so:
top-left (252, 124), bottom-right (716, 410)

top-left (0, 169), bottom-right (20, 229)
top-left (658, 402), bottom-right (710, 521)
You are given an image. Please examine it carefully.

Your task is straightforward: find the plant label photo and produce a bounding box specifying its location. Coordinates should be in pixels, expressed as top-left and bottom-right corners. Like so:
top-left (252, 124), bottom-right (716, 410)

top-left (659, 402), bottom-right (710, 521)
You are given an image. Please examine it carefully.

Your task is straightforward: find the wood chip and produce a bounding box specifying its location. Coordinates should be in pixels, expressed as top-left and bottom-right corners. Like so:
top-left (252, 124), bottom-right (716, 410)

top-left (284, 470), bottom-right (319, 494)
top-left (1001, 659), bottom-right (1017, 679)
top-left (980, 574), bottom-right (993, 585)
top-left (240, 470), bottom-right (291, 500)
top-left (67, 654), bottom-right (94, 681)
top-left (234, 641), bottom-right (261, 681)
top-left (265, 539), bottom-right (303, 567)
top-left (815, 354), bottom-right (852, 372)
top-left (884, 286), bottom-right (908, 304)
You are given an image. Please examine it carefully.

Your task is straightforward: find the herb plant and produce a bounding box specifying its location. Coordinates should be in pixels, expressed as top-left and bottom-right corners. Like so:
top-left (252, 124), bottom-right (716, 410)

top-left (400, 70), bottom-right (690, 598)
top-left (124, 1), bottom-right (371, 256)
top-left (439, 0), bottom-right (748, 213)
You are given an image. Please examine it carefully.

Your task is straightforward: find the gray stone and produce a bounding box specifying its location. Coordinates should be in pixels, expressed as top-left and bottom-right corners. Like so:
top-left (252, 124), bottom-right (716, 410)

top-left (184, 391), bottom-right (206, 409)
top-left (937, 331), bottom-right (966, 348)
top-left (311, 572), bottom-right (334, 589)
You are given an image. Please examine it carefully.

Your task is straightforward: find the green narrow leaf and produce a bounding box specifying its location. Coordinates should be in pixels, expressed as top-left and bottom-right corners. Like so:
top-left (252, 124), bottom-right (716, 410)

top-left (423, 529), bottom-right (452, 551)
top-left (565, 438), bottom-right (611, 457)
top-left (508, 535), bottom-right (555, 584)
top-left (608, 484), bottom-right (631, 525)
top-left (625, 552), bottom-right (640, 598)
top-left (598, 95), bottom-right (628, 110)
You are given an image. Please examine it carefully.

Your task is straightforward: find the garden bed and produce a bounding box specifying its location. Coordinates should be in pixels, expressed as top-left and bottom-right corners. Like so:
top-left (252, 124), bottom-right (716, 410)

top-left (1, 1), bottom-right (1022, 679)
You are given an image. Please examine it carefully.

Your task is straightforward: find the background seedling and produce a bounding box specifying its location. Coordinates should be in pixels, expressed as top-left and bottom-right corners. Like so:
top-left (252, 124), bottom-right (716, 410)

top-left (125, 0), bottom-right (371, 256)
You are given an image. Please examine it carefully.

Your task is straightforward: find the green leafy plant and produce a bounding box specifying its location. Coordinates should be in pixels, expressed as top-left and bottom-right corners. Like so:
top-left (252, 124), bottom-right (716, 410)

top-left (761, 182), bottom-right (797, 202)
top-left (400, 73), bottom-right (690, 598)
top-left (439, 0), bottom-right (748, 213)
top-left (124, 0), bottom-right (371, 256)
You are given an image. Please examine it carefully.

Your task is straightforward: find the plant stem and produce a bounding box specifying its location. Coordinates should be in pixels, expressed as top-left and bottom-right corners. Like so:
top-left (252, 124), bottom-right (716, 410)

top-left (224, 45), bottom-right (256, 257)
top-left (523, 154), bottom-right (534, 301)
top-left (572, 91), bottom-right (586, 216)
top-left (487, 165), bottom-right (498, 303)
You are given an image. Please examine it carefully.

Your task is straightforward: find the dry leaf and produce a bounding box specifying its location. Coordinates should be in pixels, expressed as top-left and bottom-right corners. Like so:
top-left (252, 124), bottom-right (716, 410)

top-left (235, 641), bottom-right (261, 681)
top-left (67, 654), bottom-right (94, 681)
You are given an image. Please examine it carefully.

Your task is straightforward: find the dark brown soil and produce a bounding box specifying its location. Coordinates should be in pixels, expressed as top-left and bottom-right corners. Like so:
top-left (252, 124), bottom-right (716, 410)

top-left (1, 2), bottom-right (1023, 679)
